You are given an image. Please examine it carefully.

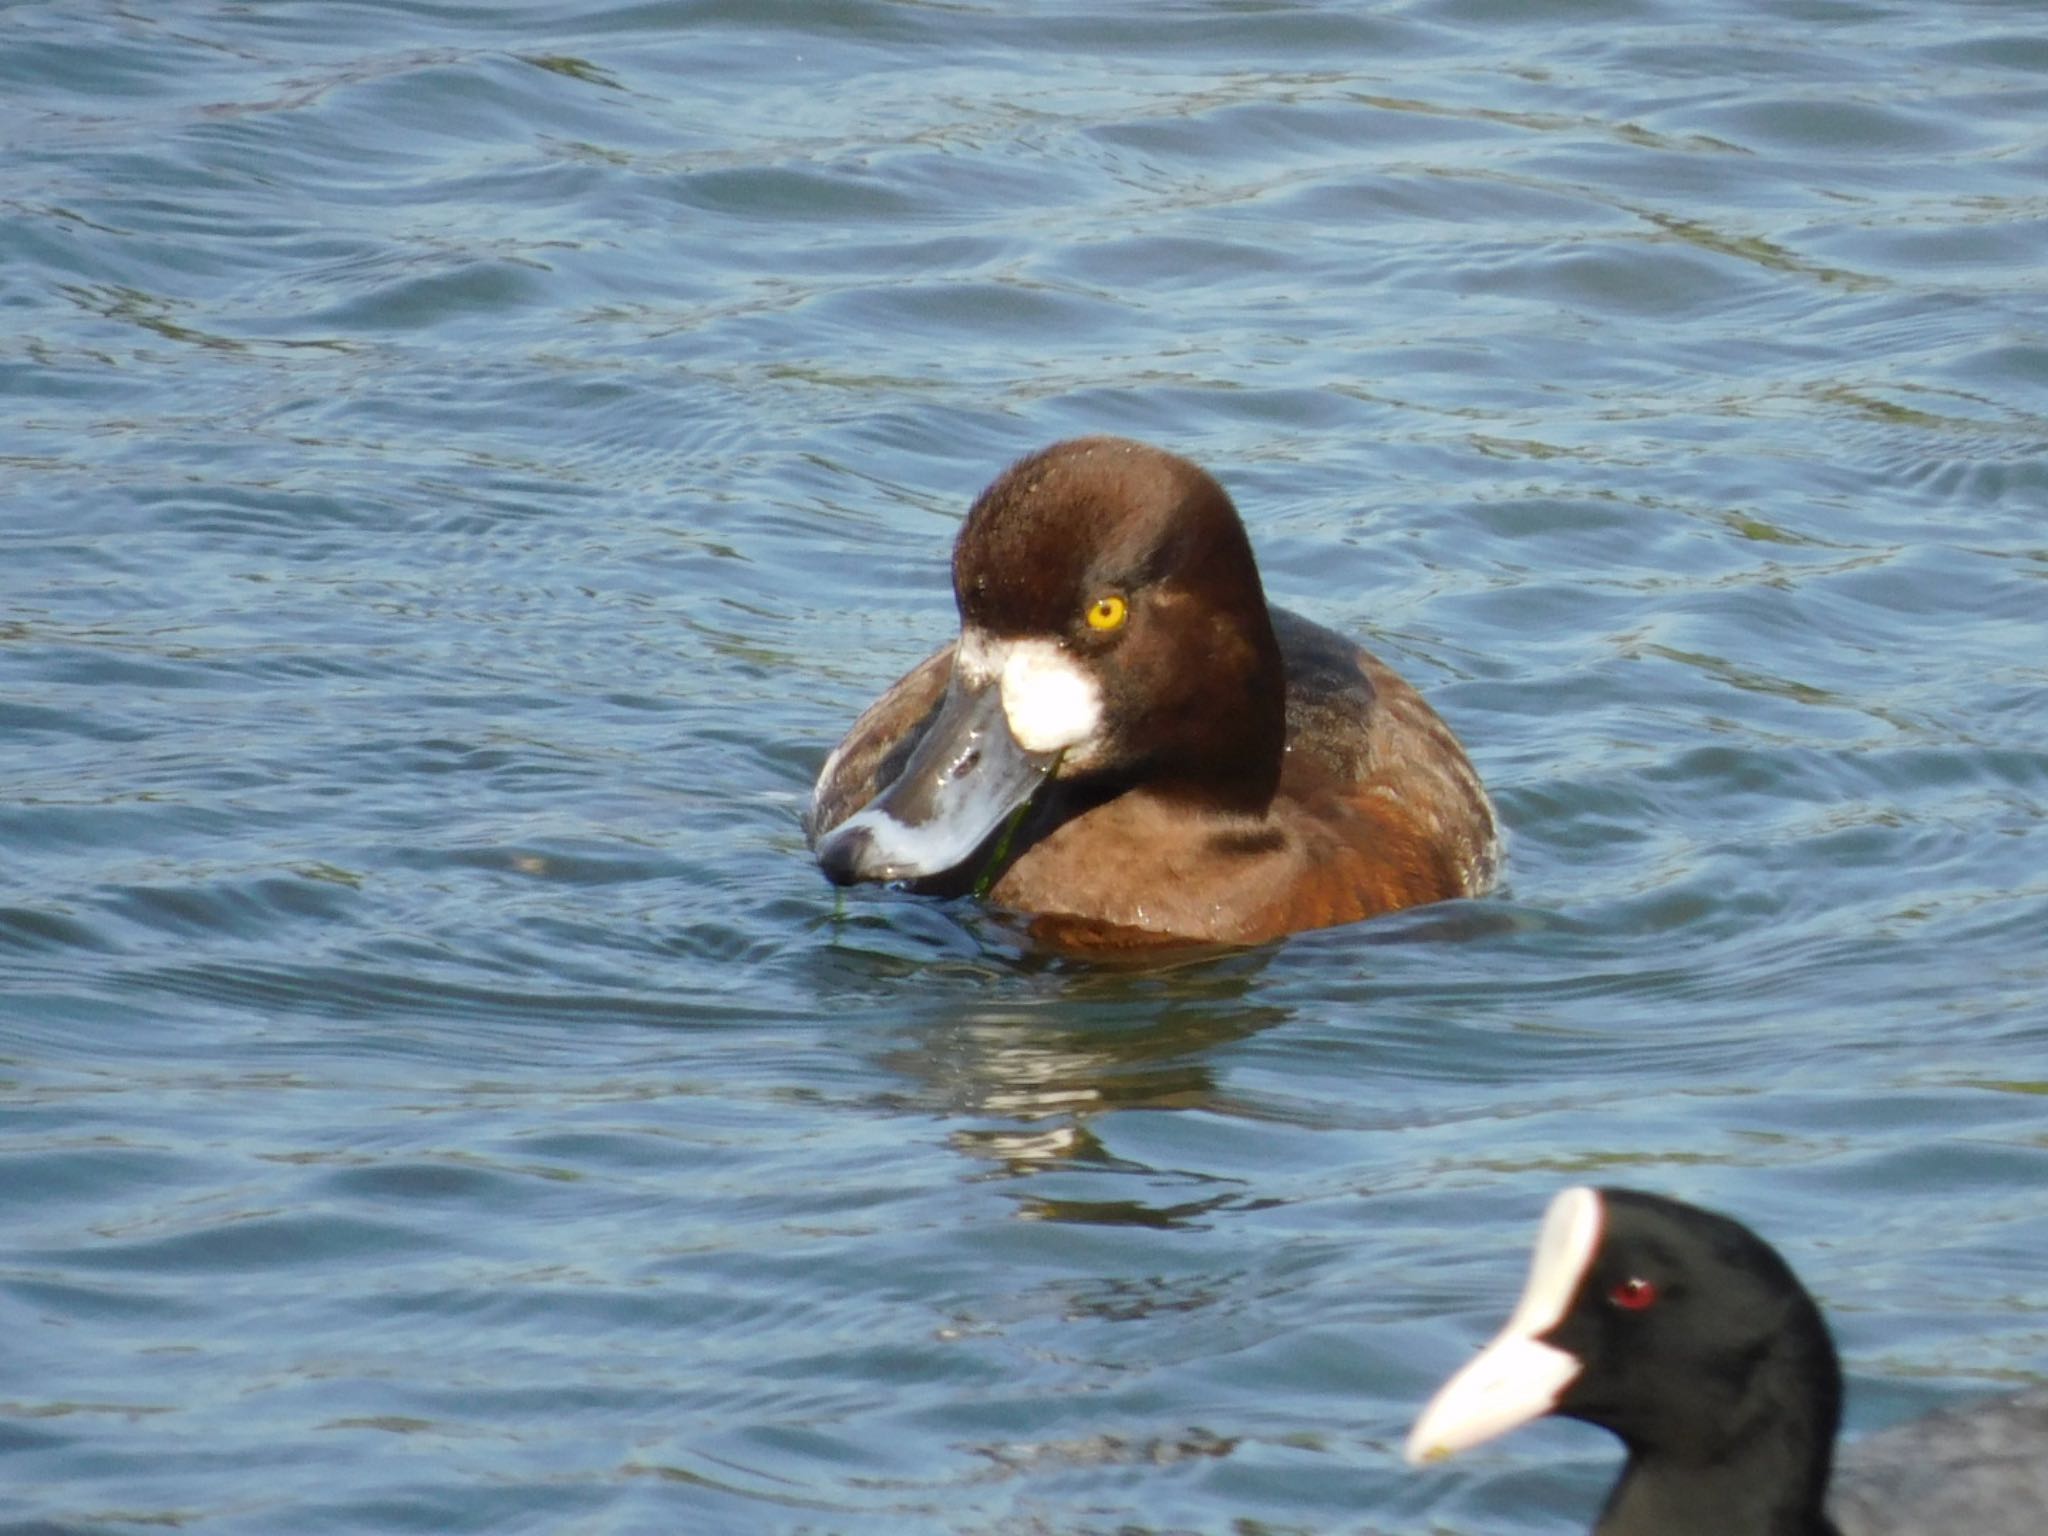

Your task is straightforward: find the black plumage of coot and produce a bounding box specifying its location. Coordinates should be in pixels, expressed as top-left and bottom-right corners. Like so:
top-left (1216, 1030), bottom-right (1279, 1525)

top-left (1406, 1186), bottom-right (2048, 1536)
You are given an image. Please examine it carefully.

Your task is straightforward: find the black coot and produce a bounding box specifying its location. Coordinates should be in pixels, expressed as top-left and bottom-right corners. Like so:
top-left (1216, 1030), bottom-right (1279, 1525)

top-left (1406, 1187), bottom-right (2048, 1536)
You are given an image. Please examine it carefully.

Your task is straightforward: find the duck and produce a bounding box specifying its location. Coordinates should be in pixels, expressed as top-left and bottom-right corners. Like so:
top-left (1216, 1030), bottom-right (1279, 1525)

top-left (804, 436), bottom-right (1501, 948)
top-left (1406, 1185), bottom-right (2048, 1536)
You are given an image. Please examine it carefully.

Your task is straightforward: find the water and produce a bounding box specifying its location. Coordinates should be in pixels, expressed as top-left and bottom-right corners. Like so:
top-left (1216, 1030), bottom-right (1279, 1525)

top-left (3, 1), bottom-right (2044, 1531)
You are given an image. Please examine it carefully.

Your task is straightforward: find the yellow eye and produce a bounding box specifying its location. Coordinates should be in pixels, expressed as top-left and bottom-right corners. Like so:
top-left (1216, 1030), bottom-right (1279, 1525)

top-left (1085, 594), bottom-right (1128, 632)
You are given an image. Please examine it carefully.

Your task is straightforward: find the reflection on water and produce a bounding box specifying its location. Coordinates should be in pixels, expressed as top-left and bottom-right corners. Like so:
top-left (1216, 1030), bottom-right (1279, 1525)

top-left (873, 955), bottom-right (1285, 1191)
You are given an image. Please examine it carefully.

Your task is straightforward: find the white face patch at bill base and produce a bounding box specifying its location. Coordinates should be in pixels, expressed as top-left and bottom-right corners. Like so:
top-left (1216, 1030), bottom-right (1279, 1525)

top-left (952, 627), bottom-right (1002, 688)
top-left (999, 640), bottom-right (1102, 755)
top-left (1403, 1186), bottom-right (1605, 1465)
top-left (956, 629), bottom-right (1103, 757)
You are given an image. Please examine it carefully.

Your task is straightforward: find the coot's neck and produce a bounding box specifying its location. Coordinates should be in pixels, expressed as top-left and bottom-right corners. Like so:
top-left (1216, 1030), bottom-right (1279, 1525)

top-left (1598, 1428), bottom-right (1841, 1536)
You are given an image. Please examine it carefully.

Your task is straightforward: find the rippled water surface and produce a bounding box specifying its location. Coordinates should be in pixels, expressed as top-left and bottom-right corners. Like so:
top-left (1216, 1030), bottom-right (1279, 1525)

top-left (4, 1), bottom-right (2045, 1532)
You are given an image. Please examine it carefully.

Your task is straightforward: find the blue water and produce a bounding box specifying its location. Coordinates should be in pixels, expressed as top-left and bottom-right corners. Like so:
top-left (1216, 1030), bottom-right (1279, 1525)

top-left (3, 1), bottom-right (2044, 1532)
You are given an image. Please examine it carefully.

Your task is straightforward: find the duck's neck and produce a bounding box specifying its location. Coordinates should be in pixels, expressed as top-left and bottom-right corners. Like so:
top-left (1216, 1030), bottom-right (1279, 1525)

top-left (1166, 625), bottom-right (1287, 815)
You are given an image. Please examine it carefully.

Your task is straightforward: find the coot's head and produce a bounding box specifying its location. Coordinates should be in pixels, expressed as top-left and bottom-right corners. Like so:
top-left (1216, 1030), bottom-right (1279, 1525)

top-left (1407, 1187), bottom-right (1842, 1536)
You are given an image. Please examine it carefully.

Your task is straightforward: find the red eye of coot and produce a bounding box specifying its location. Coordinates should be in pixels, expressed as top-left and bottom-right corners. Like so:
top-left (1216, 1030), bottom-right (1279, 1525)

top-left (1609, 1277), bottom-right (1659, 1311)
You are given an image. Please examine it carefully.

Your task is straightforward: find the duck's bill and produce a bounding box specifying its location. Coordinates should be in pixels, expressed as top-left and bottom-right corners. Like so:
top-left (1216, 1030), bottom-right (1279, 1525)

top-left (814, 669), bottom-right (1056, 888)
top-left (1403, 1186), bottom-right (1603, 1465)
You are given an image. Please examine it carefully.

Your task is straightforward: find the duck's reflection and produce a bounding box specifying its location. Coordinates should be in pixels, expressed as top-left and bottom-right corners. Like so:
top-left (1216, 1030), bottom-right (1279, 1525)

top-left (868, 947), bottom-right (1290, 1207)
